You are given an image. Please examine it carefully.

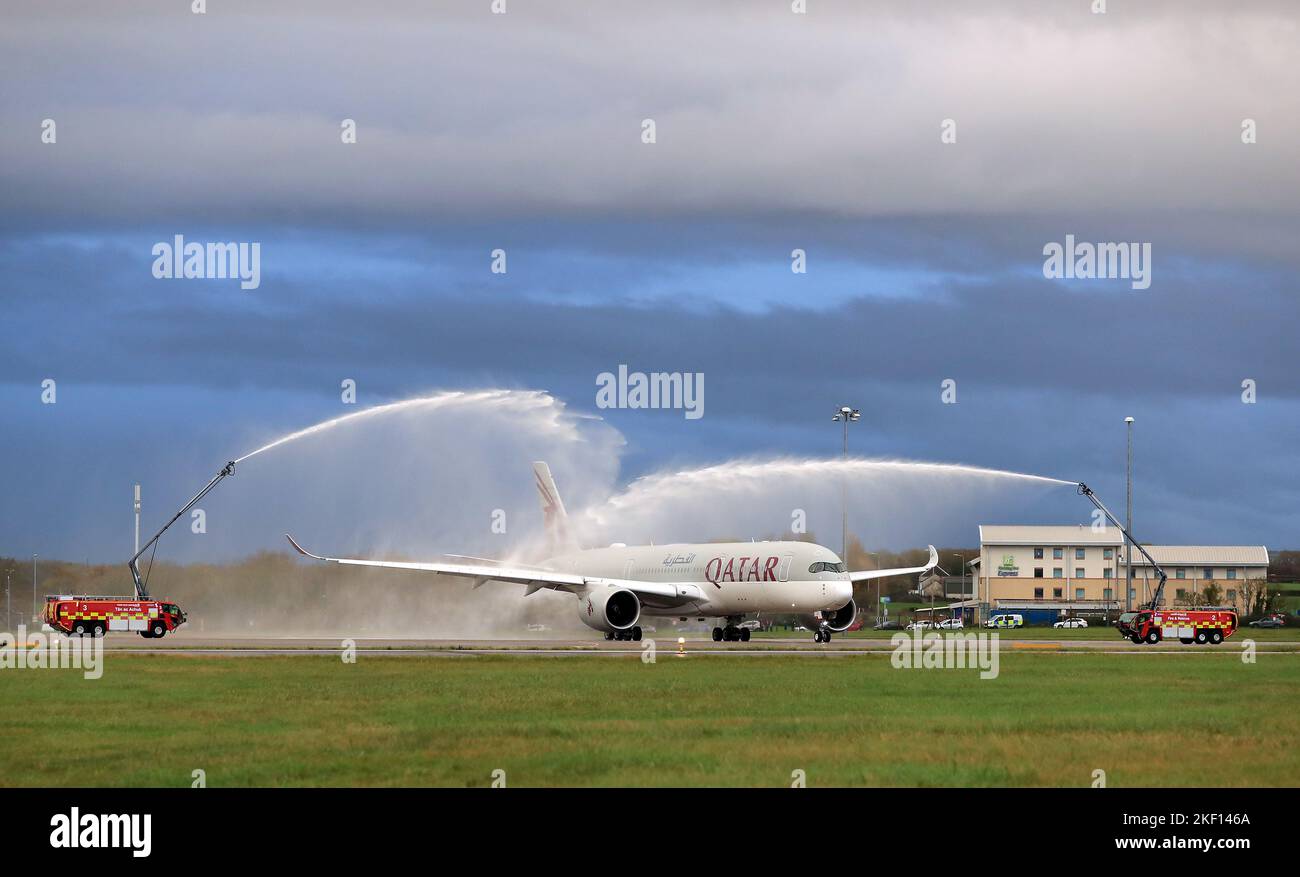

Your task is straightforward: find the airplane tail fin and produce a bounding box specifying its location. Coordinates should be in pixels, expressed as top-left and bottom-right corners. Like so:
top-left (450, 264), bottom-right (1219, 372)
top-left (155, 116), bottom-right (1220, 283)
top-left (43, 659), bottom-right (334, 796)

top-left (532, 461), bottom-right (574, 553)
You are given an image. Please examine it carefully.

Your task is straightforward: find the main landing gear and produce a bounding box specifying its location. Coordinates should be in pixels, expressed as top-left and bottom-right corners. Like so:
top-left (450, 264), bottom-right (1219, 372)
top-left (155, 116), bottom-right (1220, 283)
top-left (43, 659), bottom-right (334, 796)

top-left (813, 626), bottom-right (832, 644)
top-left (711, 620), bottom-right (751, 642)
top-left (604, 627), bottom-right (643, 642)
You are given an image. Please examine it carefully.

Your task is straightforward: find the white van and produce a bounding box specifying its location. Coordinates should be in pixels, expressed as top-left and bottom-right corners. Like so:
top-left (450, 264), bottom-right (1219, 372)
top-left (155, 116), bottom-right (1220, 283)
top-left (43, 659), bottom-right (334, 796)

top-left (984, 614), bottom-right (1024, 629)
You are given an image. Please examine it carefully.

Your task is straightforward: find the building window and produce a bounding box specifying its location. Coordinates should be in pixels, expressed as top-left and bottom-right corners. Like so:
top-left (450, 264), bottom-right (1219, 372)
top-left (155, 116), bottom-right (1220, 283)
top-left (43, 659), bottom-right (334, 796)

top-left (1176, 588), bottom-right (1187, 600)
top-left (1053, 587), bottom-right (1063, 599)
top-left (1103, 587), bottom-right (1113, 600)
top-left (1103, 548), bottom-right (1113, 559)
top-left (1103, 568), bottom-right (1112, 579)
top-left (1227, 589), bottom-right (1237, 602)
top-left (1053, 548), bottom-right (1063, 559)
top-left (1033, 587), bottom-right (1043, 599)
top-left (1034, 567), bottom-right (1044, 578)
top-left (1053, 568), bottom-right (1063, 578)
top-left (1202, 568), bottom-right (1212, 580)
top-left (1034, 547), bottom-right (1044, 559)
top-left (1128, 588), bottom-right (1136, 601)
top-left (1075, 548), bottom-right (1085, 560)
top-left (1176, 568), bottom-right (1186, 579)
top-left (1226, 569), bottom-right (1237, 580)
top-left (1075, 587), bottom-right (1085, 600)
top-left (1075, 567), bottom-right (1085, 579)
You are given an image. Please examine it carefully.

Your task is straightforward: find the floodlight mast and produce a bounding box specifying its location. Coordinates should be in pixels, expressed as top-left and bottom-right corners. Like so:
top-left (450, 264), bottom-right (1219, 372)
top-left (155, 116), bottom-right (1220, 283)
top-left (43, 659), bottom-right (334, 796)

top-left (1076, 482), bottom-right (1166, 611)
top-left (128, 461), bottom-right (236, 599)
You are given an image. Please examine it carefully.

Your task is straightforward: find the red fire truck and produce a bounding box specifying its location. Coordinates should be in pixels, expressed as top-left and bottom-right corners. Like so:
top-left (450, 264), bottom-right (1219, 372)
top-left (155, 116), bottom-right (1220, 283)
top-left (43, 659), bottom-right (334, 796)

top-left (44, 596), bottom-right (186, 638)
top-left (40, 461), bottom-right (232, 639)
top-left (1076, 483), bottom-right (1236, 646)
top-left (1117, 607), bottom-right (1238, 645)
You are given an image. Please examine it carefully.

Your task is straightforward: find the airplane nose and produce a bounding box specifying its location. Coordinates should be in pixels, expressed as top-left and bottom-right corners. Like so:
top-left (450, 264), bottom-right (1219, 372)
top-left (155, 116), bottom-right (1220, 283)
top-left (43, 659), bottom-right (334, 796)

top-left (833, 581), bottom-right (852, 605)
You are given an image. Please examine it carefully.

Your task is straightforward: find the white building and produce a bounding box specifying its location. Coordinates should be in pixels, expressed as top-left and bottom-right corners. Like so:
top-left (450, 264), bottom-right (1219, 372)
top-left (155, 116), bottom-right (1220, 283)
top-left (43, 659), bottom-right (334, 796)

top-left (974, 525), bottom-right (1269, 619)
top-left (1118, 545), bottom-right (1270, 609)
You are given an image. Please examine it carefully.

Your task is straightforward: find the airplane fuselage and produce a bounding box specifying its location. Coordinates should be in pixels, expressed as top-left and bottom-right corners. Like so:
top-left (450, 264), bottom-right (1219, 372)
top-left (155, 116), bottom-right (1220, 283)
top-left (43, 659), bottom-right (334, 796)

top-left (544, 540), bottom-right (852, 618)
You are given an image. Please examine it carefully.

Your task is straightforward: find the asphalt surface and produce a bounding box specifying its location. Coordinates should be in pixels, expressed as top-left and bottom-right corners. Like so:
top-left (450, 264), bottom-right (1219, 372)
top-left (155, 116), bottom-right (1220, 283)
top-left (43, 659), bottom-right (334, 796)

top-left (92, 634), bottom-right (1300, 657)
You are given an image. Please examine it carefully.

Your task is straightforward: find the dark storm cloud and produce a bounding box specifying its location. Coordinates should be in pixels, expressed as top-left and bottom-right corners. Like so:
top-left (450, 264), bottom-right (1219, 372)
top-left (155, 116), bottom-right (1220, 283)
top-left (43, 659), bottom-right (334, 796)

top-left (2, 225), bottom-right (1293, 405)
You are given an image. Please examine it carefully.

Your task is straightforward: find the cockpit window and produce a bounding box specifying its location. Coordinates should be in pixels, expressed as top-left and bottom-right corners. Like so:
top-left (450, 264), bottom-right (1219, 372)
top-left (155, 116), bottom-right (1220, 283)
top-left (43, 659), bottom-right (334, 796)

top-left (808, 561), bottom-right (847, 574)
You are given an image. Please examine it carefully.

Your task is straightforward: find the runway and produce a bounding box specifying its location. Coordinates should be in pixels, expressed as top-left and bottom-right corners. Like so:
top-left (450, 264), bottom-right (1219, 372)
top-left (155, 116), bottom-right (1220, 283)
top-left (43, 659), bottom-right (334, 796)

top-left (94, 634), bottom-right (1300, 657)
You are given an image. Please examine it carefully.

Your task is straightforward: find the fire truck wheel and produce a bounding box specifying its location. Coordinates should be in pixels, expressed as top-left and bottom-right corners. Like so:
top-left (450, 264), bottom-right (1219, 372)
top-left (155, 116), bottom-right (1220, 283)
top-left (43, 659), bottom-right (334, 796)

top-left (1129, 634), bottom-right (1142, 644)
top-left (1195, 630), bottom-right (1209, 644)
top-left (92, 624), bottom-right (106, 638)
top-left (1209, 630), bottom-right (1223, 644)
top-left (1145, 630), bottom-right (1160, 644)
top-left (150, 621), bottom-right (166, 638)
top-left (73, 622), bottom-right (87, 636)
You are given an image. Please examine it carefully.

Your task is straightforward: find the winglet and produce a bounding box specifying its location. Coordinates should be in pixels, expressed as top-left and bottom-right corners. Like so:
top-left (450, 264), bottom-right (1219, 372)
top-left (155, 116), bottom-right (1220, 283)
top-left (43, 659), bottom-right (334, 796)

top-left (285, 533), bottom-right (325, 560)
top-left (925, 544), bottom-right (938, 570)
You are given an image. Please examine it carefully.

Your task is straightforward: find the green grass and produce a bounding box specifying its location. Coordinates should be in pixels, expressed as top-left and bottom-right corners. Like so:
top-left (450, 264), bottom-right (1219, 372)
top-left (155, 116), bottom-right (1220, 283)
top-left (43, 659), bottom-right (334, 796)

top-left (2, 652), bottom-right (1297, 787)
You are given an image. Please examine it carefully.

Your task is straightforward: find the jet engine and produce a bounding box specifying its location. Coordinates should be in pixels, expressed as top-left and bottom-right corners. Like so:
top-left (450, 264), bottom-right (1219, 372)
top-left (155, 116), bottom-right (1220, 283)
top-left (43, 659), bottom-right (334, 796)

top-left (577, 586), bottom-right (641, 633)
top-left (802, 598), bottom-right (858, 633)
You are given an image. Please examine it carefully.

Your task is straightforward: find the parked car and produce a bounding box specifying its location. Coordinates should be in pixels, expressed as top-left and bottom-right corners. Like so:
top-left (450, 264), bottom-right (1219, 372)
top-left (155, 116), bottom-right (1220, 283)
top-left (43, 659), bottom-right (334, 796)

top-left (984, 614), bottom-right (1024, 629)
top-left (1053, 617), bottom-right (1088, 629)
top-left (739, 620), bottom-right (761, 630)
top-left (935, 617), bottom-right (964, 630)
top-left (873, 620), bottom-right (903, 631)
top-left (1249, 615), bottom-right (1285, 628)
top-left (905, 620), bottom-right (934, 631)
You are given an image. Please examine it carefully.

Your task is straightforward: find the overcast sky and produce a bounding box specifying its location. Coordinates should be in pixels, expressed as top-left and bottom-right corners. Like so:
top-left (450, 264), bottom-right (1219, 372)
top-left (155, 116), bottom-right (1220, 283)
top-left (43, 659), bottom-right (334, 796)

top-left (2, 1), bottom-right (1296, 563)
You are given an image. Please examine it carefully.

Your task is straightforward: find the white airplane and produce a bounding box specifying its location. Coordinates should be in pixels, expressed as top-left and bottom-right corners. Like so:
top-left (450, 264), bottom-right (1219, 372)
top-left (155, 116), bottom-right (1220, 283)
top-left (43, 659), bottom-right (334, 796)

top-left (286, 462), bottom-right (938, 643)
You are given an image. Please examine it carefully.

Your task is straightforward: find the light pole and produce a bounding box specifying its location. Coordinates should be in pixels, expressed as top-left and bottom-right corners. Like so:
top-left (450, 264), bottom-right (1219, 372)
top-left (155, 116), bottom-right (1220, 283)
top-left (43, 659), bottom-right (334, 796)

top-left (954, 554), bottom-right (966, 602)
top-left (1125, 416), bottom-right (1134, 611)
top-left (869, 551), bottom-right (880, 621)
top-left (32, 554), bottom-right (38, 625)
top-left (831, 406), bottom-right (861, 561)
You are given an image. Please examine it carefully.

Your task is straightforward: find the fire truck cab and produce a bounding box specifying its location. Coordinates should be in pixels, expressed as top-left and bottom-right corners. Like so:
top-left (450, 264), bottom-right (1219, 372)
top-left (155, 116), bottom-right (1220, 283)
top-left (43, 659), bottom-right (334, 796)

top-left (45, 596), bottom-right (187, 639)
top-left (1118, 608), bottom-right (1237, 645)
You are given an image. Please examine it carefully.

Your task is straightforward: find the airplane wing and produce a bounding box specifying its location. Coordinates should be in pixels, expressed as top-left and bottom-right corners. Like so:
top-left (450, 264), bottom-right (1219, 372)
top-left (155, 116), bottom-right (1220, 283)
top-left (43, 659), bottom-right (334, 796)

top-left (285, 534), bottom-right (683, 600)
top-left (848, 545), bottom-right (939, 583)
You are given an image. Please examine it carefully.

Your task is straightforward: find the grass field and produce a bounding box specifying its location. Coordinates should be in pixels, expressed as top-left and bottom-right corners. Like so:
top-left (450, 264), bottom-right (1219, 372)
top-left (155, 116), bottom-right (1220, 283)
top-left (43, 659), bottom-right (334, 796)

top-left (2, 652), bottom-right (1297, 787)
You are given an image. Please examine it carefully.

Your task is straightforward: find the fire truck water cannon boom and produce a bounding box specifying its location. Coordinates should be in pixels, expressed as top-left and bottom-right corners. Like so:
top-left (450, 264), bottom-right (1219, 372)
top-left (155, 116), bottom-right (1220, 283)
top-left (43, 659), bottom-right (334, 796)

top-left (1076, 482), bottom-right (1167, 611)
top-left (128, 461), bottom-right (236, 599)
